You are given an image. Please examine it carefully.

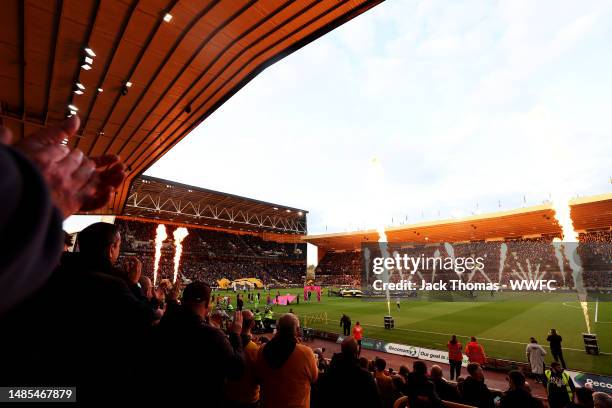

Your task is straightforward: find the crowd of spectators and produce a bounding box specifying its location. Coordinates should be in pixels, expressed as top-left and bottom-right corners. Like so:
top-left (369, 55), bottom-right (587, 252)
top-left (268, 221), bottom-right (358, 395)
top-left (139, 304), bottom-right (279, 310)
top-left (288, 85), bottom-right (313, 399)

top-left (579, 230), bottom-right (612, 288)
top-left (115, 219), bottom-right (306, 285)
top-left (317, 233), bottom-right (612, 289)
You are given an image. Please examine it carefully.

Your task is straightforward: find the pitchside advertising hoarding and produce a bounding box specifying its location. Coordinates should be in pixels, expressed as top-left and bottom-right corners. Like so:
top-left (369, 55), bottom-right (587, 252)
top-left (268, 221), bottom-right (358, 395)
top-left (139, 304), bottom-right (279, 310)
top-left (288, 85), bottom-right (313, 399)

top-left (336, 336), bottom-right (469, 366)
top-left (359, 241), bottom-right (612, 302)
top-left (336, 336), bottom-right (612, 394)
top-left (566, 371), bottom-right (612, 394)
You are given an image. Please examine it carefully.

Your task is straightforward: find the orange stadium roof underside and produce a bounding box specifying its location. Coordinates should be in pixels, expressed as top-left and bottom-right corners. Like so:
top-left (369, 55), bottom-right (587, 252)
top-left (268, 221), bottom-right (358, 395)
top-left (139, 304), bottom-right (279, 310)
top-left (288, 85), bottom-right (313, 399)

top-left (303, 193), bottom-right (612, 251)
top-left (121, 175), bottom-right (307, 235)
top-left (0, 0), bottom-right (382, 214)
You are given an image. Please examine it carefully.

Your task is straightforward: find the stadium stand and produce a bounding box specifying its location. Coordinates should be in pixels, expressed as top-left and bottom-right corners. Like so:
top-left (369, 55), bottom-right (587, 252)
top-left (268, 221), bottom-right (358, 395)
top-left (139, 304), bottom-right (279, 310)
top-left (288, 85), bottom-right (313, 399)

top-left (313, 232), bottom-right (612, 289)
top-left (116, 219), bottom-right (306, 286)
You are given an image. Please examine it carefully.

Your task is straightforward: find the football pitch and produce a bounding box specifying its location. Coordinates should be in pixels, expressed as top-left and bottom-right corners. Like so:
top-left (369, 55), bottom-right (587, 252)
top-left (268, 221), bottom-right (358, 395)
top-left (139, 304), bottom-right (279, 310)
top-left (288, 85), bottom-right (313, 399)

top-left (222, 289), bottom-right (612, 375)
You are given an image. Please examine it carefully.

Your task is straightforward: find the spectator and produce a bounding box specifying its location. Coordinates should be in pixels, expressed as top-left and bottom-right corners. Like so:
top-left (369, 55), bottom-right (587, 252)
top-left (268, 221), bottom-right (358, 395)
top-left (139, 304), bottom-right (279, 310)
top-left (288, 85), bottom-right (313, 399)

top-left (340, 313), bottom-right (352, 336)
top-left (405, 360), bottom-right (442, 408)
top-left (316, 336), bottom-right (380, 407)
top-left (156, 281), bottom-right (245, 404)
top-left (430, 365), bottom-right (460, 403)
top-left (3, 222), bottom-right (155, 401)
top-left (256, 313), bottom-right (318, 408)
top-left (526, 337), bottom-right (547, 383)
top-left (373, 358), bottom-right (395, 408)
top-left (359, 357), bottom-right (370, 370)
top-left (593, 392), bottom-right (612, 408)
top-left (225, 309), bottom-right (260, 408)
top-left (545, 361), bottom-right (575, 408)
top-left (447, 334), bottom-right (463, 380)
top-left (139, 275), bottom-right (153, 300)
top-left (466, 336), bottom-right (487, 365)
top-left (499, 370), bottom-right (543, 408)
top-left (0, 115), bottom-right (124, 316)
top-left (399, 365), bottom-right (410, 383)
top-left (547, 329), bottom-right (567, 369)
top-left (313, 348), bottom-right (329, 373)
top-left (461, 362), bottom-right (494, 408)
top-left (567, 387), bottom-right (594, 408)
top-left (353, 321), bottom-right (364, 355)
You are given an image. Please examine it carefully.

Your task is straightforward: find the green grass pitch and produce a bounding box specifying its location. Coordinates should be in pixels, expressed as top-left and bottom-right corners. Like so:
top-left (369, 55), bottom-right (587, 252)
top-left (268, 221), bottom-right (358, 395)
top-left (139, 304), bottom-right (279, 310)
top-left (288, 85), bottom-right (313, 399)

top-left (217, 288), bottom-right (612, 375)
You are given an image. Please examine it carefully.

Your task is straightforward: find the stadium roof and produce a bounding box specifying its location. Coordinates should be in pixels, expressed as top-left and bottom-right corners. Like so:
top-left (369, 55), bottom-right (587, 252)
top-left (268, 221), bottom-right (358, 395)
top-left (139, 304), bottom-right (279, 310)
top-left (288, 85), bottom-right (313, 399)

top-left (0, 0), bottom-right (382, 214)
top-left (304, 193), bottom-right (612, 251)
top-left (123, 175), bottom-right (307, 234)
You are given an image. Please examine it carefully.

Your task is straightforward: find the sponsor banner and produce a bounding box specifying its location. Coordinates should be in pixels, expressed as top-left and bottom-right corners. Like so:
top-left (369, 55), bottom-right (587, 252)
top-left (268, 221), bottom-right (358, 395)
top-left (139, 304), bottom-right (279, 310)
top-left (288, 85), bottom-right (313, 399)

top-left (384, 342), bottom-right (420, 358)
top-left (418, 347), bottom-right (470, 367)
top-left (336, 335), bottom-right (386, 353)
top-left (567, 370), bottom-right (612, 394)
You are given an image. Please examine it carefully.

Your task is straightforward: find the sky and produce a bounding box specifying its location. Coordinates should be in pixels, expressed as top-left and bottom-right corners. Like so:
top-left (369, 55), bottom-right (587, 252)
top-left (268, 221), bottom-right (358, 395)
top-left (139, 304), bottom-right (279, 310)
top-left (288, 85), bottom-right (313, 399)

top-left (146, 0), bottom-right (612, 241)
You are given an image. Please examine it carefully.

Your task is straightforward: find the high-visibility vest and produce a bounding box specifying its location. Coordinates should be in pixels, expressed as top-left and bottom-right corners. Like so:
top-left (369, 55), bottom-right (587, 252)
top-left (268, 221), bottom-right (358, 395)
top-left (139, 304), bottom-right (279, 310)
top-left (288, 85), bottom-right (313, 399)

top-left (254, 312), bottom-right (262, 321)
top-left (264, 311), bottom-right (273, 320)
top-left (545, 370), bottom-right (573, 400)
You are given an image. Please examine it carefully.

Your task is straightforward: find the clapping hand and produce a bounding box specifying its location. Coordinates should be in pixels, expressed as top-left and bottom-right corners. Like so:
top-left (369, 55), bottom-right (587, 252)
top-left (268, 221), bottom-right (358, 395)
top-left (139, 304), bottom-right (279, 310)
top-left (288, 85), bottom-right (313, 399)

top-left (0, 116), bottom-right (126, 218)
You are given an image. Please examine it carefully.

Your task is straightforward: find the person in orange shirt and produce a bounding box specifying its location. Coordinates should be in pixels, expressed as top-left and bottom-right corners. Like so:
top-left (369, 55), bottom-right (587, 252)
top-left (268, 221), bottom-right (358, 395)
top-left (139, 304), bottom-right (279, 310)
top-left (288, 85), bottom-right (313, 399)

top-left (465, 336), bottom-right (486, 365)
top-left (373, 358), bottom-right (395, 407)
top-left (255, 313), bottom-right (318, 408)
top-left (226, 310), bottom-right (260, 407)
top-left (447, 334), bottom-right (463, 380)
top-left (352, 321), bottom-right (363, 356)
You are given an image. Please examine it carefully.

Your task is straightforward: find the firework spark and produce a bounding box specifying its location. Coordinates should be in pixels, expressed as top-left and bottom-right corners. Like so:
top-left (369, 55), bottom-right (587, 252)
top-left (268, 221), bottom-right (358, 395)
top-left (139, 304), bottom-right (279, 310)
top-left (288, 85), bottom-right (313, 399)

top-left (153, 224), bottom-right (167, 286)
top-left (172, 227), bottom-right (189, 283)
top-left (552, 197), bottom-right (590, 333)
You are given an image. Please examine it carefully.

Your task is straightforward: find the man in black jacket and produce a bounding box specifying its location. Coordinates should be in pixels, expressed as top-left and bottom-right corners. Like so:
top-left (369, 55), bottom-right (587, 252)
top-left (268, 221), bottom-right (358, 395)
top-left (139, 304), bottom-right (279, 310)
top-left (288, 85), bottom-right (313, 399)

top-left (430, 365), bottom-right (461, 403)
top-left (340, 313), bottom-right (352, 336)
top-left (500, 370), bottom-right (543, 408)
top-left (406, 361), bottom-right (443, 408)
top-left (1, 222), bottom-right (157, 401)
top-left (155, 281), bottom-right (245, 405)
top-left (461, 363), bottom-right (495, 408)
top-left (547, 329), bottom-right (567, 369)
top-left (315, 336), bottom-right (380, 407)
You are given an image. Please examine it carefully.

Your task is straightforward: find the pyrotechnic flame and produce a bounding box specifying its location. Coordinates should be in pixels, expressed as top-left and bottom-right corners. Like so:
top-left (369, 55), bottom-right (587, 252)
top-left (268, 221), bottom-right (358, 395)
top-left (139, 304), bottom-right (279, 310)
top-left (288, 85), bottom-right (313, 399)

top-left (368, 157), bottom-right (392, 317)
top-left (172, 227), bottom-right (189, 283)
top-left (153, 224), bottom-right (168, 286)
top-left (377, 226), bottom-right (392, 317)
top-left (551, 197), bottom-right (590, 333)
